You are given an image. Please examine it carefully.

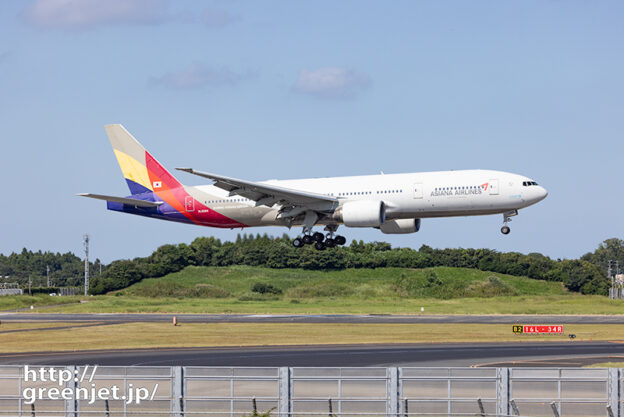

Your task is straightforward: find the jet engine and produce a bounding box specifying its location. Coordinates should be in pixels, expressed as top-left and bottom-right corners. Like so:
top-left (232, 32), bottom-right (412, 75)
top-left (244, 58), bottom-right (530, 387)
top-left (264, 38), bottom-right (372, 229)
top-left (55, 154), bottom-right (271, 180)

top-left (337, 200), bottom-right (386, 227)
top-left (379, 218), bottom-right (421, 234)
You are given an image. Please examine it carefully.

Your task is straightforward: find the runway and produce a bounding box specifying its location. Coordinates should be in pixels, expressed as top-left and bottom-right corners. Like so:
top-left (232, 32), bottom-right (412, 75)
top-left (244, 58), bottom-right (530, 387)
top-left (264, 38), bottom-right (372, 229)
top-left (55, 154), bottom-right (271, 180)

top-left (0, 342), bottom-right (623, 367)
top-left (2, 313), bottom-right (624, 324)
top-left (3, 313), bottom-right (624, 367)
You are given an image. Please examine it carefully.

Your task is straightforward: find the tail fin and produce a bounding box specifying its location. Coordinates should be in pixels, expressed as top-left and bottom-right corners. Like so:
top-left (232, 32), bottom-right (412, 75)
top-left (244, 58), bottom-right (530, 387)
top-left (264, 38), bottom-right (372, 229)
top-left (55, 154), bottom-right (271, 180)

top-left (105, 124), bottom-right (183, 195)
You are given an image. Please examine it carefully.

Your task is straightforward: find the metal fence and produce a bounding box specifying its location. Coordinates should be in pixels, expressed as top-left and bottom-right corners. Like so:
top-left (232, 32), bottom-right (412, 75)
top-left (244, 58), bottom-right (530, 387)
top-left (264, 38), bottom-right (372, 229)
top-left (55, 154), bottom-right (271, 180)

top-left (0, 366), bottom-right (621, 417)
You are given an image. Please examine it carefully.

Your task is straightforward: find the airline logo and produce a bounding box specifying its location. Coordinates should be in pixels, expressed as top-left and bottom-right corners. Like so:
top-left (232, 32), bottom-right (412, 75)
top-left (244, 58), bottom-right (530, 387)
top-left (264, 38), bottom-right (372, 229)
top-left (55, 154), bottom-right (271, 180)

top-left (430, 184), bottom-right (485, 197)
top-left (153, 181), bottom-right (162, 189)
top-left (481, 182), bottom-right (489, 191)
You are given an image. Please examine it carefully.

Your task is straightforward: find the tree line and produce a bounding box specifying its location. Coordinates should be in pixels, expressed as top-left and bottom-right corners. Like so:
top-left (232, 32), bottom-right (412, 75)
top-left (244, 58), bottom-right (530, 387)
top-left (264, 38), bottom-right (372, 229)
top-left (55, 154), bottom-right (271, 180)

top-left (0, 248), bottom-right (101, 288)
top-left (3, 237), bottom-right (622, 297)
top-left (88, 235), bottom-right (622, 296)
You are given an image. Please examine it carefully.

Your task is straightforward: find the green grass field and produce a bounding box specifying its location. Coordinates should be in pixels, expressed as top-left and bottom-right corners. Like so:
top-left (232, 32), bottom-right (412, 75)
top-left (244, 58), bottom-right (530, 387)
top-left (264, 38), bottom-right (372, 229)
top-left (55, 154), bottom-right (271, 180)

top-left (0, 294), bottom-right (81, 311)
top-left (3, 265), bottom-right (622, 314)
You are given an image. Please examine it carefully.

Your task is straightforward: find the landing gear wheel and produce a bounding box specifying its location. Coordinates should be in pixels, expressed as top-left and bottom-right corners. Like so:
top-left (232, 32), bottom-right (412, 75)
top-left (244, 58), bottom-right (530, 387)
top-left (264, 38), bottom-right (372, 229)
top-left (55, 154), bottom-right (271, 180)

top-left (314, 241), bottom-right (326, 251)
top-left (292, 237), bottom-right (304, 248)
top-left (302, 234), bottom-right (314, 245)
top-left (312, 232), bottom-right (324, 242)
top-left (325, 238), bottom-right (336, 248)
top-left (335, 235), bottom-right (346, 245)
top-left (500, 211), bottom-right (516, 236)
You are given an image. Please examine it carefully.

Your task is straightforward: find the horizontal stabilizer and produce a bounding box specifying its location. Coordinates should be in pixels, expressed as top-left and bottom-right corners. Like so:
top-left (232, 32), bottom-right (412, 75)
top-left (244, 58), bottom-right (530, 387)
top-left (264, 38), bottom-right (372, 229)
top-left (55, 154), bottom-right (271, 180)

top-left (76, 193), bottom-right (163, 208)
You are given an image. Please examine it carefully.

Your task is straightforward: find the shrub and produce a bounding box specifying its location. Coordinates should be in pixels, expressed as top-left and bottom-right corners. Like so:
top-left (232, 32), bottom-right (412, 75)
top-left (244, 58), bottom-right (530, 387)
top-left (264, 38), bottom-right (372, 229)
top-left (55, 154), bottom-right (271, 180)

top-left (425, 270), bottom-right (443, 287)
top-left (251, 282), bottom-right (283, 295)
top-left (465, 276), bottom-right (519, 297)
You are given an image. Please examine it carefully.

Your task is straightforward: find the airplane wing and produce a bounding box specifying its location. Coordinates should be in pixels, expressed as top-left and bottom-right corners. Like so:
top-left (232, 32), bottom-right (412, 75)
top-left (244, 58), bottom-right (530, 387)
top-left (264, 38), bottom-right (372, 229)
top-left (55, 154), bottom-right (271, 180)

top-left (77, 193), bottom-right (164, 208)
top-left (176, 168), bottom-right (337, 208)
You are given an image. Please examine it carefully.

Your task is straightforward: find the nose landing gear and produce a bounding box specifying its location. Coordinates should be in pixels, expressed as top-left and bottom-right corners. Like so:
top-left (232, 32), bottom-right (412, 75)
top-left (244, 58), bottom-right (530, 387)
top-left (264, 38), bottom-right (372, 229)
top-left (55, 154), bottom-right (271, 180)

top-left (500, 210), bottom-right (518, 235)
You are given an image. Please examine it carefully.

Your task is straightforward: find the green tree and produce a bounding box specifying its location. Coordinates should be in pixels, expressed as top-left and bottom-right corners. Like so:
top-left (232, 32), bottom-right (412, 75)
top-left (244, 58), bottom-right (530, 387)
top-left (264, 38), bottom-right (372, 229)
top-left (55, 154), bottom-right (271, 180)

top-left (581, 238), bottom-right (624, 273)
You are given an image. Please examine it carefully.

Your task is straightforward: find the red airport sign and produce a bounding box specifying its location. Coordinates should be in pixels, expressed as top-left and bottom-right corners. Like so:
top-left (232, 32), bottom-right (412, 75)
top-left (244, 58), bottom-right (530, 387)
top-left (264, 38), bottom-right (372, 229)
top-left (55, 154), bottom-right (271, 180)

top-left (513, 325), bottom-right (563, 334)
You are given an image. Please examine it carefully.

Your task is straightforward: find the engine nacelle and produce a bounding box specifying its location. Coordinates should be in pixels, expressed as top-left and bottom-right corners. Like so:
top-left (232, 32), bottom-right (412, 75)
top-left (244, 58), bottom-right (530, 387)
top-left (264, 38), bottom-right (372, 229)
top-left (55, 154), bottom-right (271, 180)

top-left (338, 200), bottom-right (386, 227)
top-left (379, 218), bottom-right (421, 234)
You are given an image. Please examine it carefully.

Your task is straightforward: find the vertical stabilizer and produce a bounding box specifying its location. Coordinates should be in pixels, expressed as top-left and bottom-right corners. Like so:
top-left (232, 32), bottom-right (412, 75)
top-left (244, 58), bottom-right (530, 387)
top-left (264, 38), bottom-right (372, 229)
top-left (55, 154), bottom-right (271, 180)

top-left (104, 124), bottom-right (182, 195)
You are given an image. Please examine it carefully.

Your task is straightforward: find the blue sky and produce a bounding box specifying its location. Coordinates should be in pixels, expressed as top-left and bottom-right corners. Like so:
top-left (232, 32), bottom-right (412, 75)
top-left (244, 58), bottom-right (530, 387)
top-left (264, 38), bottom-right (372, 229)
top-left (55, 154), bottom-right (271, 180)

top-left (1, 0), bottom-right (622, 262)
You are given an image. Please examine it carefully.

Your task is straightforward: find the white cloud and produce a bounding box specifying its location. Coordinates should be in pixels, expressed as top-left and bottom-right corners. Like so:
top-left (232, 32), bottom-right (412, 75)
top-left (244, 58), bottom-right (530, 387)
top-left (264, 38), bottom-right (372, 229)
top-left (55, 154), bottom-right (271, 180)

top-left (21, 0), bottom-right (170, 30)
top-left (151, 62), bottom-right (248, 90)
top-left (292, 67), bottom-right (371, 99)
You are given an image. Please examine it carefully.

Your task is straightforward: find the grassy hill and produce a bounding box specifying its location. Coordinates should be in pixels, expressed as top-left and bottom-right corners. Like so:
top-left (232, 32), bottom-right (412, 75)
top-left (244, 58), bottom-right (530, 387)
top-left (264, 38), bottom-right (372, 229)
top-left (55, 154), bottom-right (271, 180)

top-left (7, 266), bottom-right (622, 314)
top-left (119, 265), bottom-right (568, 300)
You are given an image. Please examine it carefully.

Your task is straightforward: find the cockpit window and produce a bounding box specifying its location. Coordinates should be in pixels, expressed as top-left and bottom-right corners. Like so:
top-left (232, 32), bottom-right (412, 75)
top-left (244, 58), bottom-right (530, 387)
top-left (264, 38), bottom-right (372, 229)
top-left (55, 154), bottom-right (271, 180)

top-left (523, 181), bottom-right (539, 186)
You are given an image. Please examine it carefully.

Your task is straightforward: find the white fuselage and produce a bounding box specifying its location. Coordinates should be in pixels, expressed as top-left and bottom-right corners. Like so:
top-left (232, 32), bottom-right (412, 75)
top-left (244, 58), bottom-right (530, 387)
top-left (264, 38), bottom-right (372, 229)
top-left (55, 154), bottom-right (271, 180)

top-left (91, 125), bottom-right (548, 241)
top-left (187, 169), bottom-right (547, 228)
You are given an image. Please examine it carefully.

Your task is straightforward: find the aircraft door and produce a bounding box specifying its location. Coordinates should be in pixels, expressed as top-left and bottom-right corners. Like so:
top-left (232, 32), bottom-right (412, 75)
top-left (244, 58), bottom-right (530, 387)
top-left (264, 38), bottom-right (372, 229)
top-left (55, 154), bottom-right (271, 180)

top-left (489, 179), bottom-right (499, 195)
top-left (413, 183), bottom-right (423, 199)
top-left (185, 196), bottom-right (195, 212)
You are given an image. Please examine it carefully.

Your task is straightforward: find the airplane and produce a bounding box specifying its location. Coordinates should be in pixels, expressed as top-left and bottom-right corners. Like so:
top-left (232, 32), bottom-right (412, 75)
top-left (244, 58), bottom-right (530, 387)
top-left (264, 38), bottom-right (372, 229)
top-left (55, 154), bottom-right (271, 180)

top-left (79, 124), bottom-right (548, 250)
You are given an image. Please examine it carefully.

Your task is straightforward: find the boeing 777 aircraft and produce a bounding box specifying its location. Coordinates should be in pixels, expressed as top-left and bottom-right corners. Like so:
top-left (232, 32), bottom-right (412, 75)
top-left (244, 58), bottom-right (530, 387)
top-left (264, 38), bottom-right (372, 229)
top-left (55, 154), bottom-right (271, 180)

top-left (79, 125), bottom-right (548, 250)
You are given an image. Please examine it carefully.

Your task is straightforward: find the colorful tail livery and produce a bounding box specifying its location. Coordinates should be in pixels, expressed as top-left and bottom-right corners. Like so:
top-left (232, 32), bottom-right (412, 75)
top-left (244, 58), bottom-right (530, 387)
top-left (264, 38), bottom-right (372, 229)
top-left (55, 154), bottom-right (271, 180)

top-left (78, 125), bottom-right (247, 228)
top-left (80, 124), bottom-right (547, 249)
top-left (106, 124), bottom-right (182, 195)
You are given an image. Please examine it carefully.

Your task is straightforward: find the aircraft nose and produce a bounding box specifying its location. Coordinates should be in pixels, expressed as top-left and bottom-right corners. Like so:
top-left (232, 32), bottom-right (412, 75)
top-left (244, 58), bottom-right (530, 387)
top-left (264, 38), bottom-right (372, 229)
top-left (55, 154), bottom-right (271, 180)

top-left (537, 186), bottom-right (548, 201)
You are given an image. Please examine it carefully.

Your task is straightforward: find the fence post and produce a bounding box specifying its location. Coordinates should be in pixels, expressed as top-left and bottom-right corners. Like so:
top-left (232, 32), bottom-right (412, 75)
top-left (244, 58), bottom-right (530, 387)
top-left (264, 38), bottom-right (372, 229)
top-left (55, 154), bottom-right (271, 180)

top-left (278, 367), bottom-right (290, 417)
top-left (387, 367), bottom-right (399, 417)
top-left (496, 368), bottom-right (510, 417)
top-left (172, 366), bottom-right (184, 417)
top-left (608, 368), bottom-right (620, 417)
top-left (65, 366), bottom-right (78, 417)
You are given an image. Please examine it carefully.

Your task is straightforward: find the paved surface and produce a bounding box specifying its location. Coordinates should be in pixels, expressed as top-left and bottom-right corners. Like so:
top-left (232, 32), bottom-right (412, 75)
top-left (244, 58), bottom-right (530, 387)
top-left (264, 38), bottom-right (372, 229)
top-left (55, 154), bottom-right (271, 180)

top-left (3, 313), bottom-right (624, 324)
top-left (1, 342), bottom-right (624, 367)
top-left (3, 313), bottom-right (624, 367)
top-left (0, 322), bottom-right (115, 334)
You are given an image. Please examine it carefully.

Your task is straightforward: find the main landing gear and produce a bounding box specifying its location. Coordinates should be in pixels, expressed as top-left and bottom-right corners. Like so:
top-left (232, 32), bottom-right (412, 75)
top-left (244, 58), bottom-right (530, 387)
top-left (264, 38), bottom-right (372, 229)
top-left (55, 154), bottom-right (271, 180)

top-left (500, 210), bottom-right (518, 235)
top-left (292, 225), bottom-right (346, 250)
